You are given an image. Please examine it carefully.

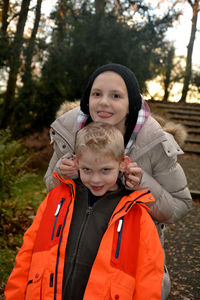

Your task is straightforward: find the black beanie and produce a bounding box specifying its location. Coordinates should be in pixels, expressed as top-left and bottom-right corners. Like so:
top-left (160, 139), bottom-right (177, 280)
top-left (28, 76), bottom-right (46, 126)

top-left (80, 63), bottom-right (142, 145)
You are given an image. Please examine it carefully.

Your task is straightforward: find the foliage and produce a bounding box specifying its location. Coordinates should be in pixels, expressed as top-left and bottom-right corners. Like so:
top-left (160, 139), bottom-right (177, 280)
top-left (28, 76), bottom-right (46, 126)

top-left (0, 128), bottom-right (33, 203)
top-left (36, 7), bottom-right (176, 125)
top-left (0, 172), bottom-right (47, 296)
top-left (1, 0), bottom-right (198, 135)
top-left (192, 70), bottom-right (200, 92)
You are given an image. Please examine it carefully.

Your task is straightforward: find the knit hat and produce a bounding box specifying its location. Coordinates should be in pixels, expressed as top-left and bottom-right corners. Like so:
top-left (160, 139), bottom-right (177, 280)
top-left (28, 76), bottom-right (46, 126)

top-left (80, 63), bottom-right (142, 145)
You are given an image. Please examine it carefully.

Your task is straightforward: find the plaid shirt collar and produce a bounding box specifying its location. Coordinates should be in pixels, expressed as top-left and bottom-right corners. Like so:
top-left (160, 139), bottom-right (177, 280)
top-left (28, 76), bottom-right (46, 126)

top-left (77, 98), bottom-right (150, 153)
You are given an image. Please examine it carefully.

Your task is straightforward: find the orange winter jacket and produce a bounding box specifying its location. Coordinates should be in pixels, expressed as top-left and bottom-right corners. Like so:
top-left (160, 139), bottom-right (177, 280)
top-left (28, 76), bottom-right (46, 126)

top-left (5, 177), bottom-right (164, 300)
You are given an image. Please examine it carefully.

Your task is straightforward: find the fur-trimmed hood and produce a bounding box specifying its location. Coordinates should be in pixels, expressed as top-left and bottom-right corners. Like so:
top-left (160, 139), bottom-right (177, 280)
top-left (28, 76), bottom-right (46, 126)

top-left (56, 101), bottom-right (187, 147)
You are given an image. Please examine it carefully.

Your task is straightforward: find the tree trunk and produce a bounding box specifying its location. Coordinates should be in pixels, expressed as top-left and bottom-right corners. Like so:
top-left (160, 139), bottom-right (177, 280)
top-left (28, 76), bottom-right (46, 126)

top-left (95, 0), bottom-right (105, 14)
top-left (179, 0), bottom-right (199, 103)
top-left (0, 0), bottom-right (30, 128)
top-left (163, 46), bottom-right (175, 103)
top-left (23, 0), bottom-right (43, 82)
top-left (0, 0), bottom-right (10, 67)
top-left (1, 0), bottom-right (10, 33)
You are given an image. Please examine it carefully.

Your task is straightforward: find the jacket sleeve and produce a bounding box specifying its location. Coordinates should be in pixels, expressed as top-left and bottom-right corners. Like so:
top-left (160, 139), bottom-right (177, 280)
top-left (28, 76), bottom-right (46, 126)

top-left (44, 134), bottom-right (74, 191)
top-left (4, 196), bottom-right (48, 300)
top-left (137, 140), bottom-right (192, 224)
top-left (44, 108), bottom-right (79, 192)
top-left (133, 208), bottom-right (164, 300)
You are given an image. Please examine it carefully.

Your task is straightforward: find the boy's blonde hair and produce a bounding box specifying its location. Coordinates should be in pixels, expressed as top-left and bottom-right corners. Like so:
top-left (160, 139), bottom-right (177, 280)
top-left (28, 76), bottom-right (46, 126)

top-left (75, 122), bottom-right (124, 161)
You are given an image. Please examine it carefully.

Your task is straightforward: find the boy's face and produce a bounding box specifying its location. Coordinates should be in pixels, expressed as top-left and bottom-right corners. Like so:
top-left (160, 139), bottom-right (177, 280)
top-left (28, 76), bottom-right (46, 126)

top-left (74, 149), bottom-right (125, 196)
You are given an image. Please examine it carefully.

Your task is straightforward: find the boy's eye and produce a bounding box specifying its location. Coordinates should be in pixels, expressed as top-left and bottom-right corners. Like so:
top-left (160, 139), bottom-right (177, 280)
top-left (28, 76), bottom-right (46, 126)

top-left (102, 168), bottom-right (111, 174)
top-left (82, 168), bottom-right (91, 174)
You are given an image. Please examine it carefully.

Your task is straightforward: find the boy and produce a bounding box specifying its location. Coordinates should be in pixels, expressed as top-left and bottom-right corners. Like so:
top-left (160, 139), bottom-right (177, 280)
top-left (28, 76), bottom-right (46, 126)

top-left (5, 122), bottom-right (164, 300)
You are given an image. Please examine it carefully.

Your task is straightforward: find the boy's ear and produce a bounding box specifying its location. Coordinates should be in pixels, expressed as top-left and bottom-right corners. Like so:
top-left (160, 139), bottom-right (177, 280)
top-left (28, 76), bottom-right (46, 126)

top-left (73, 155), bottom-right (79, 170)
top-left (119, 156), bottom-right (131, 172)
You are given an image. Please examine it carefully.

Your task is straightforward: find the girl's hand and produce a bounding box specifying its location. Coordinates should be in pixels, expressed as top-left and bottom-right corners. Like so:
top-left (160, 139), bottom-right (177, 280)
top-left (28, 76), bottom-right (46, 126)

top-left (59, 158), bottom-right (78, 178)
top-left (124, 160), bottom-right (142, 189)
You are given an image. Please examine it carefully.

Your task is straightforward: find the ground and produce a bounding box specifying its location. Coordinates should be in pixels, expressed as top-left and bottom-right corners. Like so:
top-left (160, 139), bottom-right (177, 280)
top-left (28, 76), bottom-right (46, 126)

top-left (165, 201), bottom-right (200, 299)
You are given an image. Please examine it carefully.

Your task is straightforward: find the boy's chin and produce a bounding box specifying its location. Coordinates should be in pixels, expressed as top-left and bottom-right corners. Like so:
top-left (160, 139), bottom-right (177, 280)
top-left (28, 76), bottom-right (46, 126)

top-left (89, 188), bottom-right (106, 197)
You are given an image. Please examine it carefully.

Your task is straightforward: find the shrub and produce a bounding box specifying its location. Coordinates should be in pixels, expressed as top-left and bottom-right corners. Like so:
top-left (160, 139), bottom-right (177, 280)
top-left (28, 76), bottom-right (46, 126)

top-left (0, 128), bottom-right (33, 200)
top-left (0, 128), bottom-right (35, 235)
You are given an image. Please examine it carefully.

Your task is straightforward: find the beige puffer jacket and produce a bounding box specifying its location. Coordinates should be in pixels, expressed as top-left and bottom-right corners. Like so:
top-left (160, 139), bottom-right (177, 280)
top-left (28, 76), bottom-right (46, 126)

top-left (45, 104), bottom-right (192, 224)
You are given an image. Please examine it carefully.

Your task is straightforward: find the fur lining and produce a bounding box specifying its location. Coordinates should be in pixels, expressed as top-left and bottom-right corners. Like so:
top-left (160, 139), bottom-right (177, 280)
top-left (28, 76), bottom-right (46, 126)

top-left (56, 100), bottom-right (80, 118)
top-left (152, 113), bottom-right (187, 146)
top-left (56, 102), bottom-right (187, 146)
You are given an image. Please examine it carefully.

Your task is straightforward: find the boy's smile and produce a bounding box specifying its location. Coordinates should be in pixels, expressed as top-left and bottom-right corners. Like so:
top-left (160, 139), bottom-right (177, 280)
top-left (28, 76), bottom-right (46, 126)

top-left (75, 149), bottom-right (124, 196)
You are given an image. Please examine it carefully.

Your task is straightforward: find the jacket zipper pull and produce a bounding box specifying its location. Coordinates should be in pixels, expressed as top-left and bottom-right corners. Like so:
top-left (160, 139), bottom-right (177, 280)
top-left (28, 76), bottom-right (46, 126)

top-left (51, 198), bottom-right (65, 240)
top-left (117, 218), bottom-right (123, 232)
top-left (54, 198), bottom-right (65, 216)
top-left (115, 217), bottom-right (124, 259)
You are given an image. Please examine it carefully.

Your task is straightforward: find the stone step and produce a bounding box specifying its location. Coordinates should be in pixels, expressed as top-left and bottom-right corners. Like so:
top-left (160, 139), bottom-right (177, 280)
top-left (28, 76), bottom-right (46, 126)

top-left (186, 137), bottom-right (200, 144)
top-left (187, 128), bottom-right (200, 134)
top-left (167, 110), bottom-right (200, 117)
top-left (178, 121), bottom-right (200, 128)
top-left (170, 115), bottom-right (200, 122)
top-left (190, 189), bottom-right (200, 201)
top-left (154, 103), bottom-right (200, 111)
top-left (183, 147), bottom-right (200, 154)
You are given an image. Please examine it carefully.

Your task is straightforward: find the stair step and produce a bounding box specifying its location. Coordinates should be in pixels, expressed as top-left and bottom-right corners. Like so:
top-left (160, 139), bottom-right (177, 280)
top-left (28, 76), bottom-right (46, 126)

top-left (170, 115), bottom-right (200, 122)
top-left (154, 103), bottom-right (200, 111)
top-left (186, 138), bottom-right (200, 144)
top-left (179, 121), bottom-right (200, 128)
top-left (190, 190), bottom-right (200, 200)
top-left (183, 147), bottom-right (200, 154)
top-left (168, 110), bottom-right (200, 117)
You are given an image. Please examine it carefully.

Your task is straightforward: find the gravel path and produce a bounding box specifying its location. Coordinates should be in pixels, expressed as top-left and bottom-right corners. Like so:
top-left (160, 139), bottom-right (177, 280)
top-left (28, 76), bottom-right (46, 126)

top-left (165, 201), bottom-right (200, 299)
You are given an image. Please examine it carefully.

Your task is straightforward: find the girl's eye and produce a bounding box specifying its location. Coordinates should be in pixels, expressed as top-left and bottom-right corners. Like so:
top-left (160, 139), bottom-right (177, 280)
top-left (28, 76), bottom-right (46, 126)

top-left (92, 92), bottom-right (100, 97)
top-left (112, 93), bottom-right (120, 99)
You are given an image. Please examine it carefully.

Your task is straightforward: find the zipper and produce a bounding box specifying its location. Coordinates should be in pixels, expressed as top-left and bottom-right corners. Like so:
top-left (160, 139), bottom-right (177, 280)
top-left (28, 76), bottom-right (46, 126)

top-left (67, 206), bottom-right (93, 284)
top-left (54, 184), bottom-right (74, 300)
top-left (115, 217), bottom-right (124, 259)
top-left (51, 198), bottom-right (65, 240)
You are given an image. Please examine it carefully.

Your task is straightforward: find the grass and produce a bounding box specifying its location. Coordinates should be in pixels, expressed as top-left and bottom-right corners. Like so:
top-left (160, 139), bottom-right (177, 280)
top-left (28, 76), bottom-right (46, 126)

top-left (0, 172), bottom-right (47, 298)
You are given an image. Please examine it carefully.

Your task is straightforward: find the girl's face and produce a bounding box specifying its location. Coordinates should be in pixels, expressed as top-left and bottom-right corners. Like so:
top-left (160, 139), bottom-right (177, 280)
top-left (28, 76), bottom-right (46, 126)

top-left (89, 71), bottom-right (129, 135)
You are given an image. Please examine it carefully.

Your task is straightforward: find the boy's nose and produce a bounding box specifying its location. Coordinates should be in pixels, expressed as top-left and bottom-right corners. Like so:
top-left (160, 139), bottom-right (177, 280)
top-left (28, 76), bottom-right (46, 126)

top-left (91, 173), bottom-right (101, 183)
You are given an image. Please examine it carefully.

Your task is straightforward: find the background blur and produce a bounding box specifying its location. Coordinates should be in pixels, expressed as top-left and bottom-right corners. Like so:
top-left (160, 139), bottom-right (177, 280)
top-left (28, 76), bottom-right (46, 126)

top-left (0, 0), bottom-right (200, 135)
top-left (0, 1), bottom-right (200, 298)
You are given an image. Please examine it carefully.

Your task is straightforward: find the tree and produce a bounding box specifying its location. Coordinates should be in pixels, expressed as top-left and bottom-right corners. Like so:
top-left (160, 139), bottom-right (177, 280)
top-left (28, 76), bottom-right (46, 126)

top-left (95, 0), bottom-right (105, 14)
top-left (0, 0), bottom-right (31, 128)
top-left (179, 0), bottom-right (200, 103)
top-left (0, 0), bottom-right (10, 67)
top-left (162, 45), bottom-right (175, 103)
top-left (23, 0), bottom-right (43, 83)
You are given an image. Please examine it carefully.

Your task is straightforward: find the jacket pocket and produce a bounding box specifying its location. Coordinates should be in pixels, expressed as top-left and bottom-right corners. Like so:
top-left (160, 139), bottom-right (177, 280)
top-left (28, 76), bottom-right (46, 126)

top-left (104, 271), bottom-right (135, 300)
top-left (25, 269), bottom-right (44, 300)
